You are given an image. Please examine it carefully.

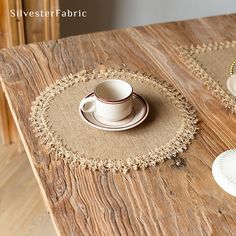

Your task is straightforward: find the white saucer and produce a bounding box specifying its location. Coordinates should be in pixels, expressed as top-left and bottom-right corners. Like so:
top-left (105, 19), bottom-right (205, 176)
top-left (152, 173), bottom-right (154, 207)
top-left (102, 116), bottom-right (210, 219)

top-left (227, 74), bottom-right (236, 96)
top-left (79, 92), bottom-right (149, 131)
top-left (212, 149), bottom-right (236, 197)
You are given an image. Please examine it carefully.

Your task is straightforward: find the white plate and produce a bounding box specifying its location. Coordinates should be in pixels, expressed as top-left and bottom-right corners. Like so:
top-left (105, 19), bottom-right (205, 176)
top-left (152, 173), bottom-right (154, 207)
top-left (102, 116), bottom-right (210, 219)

top-left (79, 92), bottom-right (149, 131)
top-left (227, 74), bottom-right (236, 96)
top-left (212, 149), bottom-right (236, 197)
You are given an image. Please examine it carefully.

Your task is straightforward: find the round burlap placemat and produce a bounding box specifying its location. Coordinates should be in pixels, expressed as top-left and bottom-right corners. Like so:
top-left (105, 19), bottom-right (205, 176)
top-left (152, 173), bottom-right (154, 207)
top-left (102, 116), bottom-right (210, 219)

top-left (30, 69), bottom-right (198, 173)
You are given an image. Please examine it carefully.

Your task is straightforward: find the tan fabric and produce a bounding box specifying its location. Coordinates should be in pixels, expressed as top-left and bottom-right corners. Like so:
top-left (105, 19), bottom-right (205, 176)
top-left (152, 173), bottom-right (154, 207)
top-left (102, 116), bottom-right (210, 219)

top-left (195, 47), bottom-right (236, 91)
top-left (178, 41), bottom-right (236, 112)
top-left (30, 69), bottom-right (198, 173)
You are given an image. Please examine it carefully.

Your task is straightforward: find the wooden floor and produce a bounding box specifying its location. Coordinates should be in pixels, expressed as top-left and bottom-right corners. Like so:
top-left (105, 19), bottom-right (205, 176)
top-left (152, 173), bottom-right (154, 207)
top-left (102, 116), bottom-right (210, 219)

top-left (0, 137), bottom-right (56, 236)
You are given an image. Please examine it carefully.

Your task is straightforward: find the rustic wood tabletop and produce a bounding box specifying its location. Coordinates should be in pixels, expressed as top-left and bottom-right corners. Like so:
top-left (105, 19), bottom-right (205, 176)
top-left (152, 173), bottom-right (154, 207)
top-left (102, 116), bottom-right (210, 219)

top-left (1, 14), bottom-right (236, 236)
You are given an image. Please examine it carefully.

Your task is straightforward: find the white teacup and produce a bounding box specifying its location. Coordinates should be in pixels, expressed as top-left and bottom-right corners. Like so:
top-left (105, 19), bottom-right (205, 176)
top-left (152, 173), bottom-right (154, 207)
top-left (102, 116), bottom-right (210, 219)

top-left (80, 80), bottom-right (133, 121)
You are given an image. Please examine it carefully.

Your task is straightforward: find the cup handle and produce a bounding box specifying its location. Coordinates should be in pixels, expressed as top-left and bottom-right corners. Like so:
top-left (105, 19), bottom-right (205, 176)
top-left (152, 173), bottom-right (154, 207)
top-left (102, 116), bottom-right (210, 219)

top-left (80, 96), bottom-right (96, 113)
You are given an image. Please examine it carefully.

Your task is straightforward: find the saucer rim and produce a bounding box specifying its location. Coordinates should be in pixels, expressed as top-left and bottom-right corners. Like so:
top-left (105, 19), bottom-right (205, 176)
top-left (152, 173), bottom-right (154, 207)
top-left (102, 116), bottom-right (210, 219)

top-left (79, 92), bottom-right (149, 131)
top-left (93, 108), bottom-right (136, 128)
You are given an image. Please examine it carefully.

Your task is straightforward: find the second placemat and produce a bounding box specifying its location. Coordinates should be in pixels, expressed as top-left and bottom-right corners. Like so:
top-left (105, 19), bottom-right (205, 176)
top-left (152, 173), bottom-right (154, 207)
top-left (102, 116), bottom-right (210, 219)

top-left (178, 41), bottom-right (236, 113)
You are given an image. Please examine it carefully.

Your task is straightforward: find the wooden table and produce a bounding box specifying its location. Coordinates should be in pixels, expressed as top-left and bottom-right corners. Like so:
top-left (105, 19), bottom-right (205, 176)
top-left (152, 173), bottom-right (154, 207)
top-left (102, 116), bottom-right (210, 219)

top-left (1, 14), bottom-right (236, 236)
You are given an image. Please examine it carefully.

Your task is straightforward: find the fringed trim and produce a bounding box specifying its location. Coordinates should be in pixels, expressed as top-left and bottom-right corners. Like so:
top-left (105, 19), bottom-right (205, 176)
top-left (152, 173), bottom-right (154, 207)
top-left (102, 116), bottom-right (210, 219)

top-left (29, 69), bottom-right (199, 173)
top-left (177, 41), bottom-right (236, 113)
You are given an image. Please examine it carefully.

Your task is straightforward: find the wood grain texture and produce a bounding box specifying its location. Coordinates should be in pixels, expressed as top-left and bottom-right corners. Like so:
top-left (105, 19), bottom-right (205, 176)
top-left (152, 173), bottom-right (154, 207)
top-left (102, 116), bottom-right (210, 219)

top-left (1, 14), bottom-right (236, 235)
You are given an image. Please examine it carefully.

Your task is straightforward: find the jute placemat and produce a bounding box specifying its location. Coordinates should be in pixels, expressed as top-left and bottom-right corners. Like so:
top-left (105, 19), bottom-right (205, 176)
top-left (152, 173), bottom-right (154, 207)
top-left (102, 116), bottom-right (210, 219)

top-left (30, 69), bottom-right (198, 173)
top-left (177, 41), bottom-right (236, 113)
